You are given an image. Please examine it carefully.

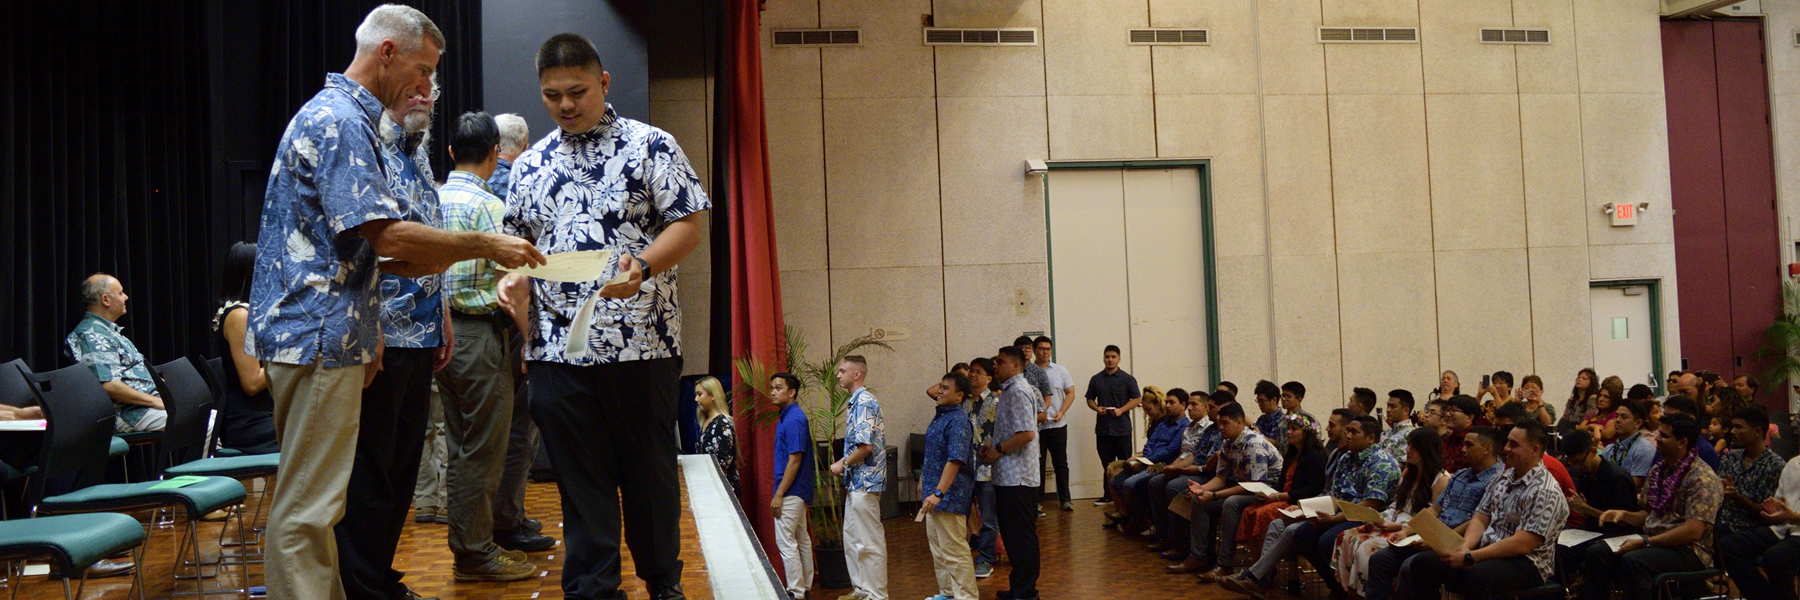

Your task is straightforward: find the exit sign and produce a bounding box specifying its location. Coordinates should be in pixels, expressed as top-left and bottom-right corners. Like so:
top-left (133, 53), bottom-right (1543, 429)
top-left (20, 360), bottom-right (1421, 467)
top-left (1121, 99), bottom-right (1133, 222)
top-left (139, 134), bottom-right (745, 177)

top-left (1610, 202), bottom-right (1638, 227)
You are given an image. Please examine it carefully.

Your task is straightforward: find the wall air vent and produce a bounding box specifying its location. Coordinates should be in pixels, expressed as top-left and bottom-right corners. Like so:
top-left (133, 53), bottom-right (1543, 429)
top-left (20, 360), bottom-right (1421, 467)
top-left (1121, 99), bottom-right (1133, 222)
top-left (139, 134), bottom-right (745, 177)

top-left (771, 29), bottom-right (862, 47)
top-left (1128, 29), bottom-right (1210, 45)
top-left (923, 27), bottom-right (1039, 46)
top-left (1318, 27), bottom-right (1418, 43)
top-left (1480, 28), bottom-right (1551, 44)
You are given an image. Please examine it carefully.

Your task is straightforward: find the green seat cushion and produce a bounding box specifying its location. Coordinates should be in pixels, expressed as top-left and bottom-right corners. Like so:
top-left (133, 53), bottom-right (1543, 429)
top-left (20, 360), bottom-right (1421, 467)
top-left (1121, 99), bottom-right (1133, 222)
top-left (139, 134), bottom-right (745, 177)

top-left (0, 513), bottom-right (145, 570)
top-left (212, 447), bottom-right (244, 458)
top-left (42, 476), bottom-right (246, 515)
top-left (164, 453), bottom-right (279, 478)
top-left (109, 436), bottom-right (128, 457)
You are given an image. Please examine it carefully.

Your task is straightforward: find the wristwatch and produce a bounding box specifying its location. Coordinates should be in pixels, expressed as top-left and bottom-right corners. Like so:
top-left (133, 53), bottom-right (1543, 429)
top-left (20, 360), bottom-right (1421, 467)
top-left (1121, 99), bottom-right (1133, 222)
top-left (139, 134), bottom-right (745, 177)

top-left (1464, 551), bottom-right (1475, 565)
top-left (932, 489), bottom-right (947, 498)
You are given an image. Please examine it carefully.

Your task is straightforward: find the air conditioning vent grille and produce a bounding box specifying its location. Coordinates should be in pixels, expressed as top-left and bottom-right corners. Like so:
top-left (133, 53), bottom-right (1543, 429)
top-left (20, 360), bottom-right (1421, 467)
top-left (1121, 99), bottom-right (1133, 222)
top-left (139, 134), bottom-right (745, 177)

top-left (1480, 28), bottom-right (1551, 44)
top-left (1127, 28), bottom-right (1210, 45)
top-left (1319, 27), bottom-right (1418, 43)
top-left (772, 29), bottom-right (862, 47)
top-left (923, 27), bottom-right (1039, 46)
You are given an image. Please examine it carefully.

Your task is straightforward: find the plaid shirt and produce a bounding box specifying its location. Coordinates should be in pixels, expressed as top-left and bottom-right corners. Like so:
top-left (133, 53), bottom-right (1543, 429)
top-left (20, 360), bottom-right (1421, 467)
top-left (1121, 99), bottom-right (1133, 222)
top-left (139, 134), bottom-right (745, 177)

top-left (439, 170), bottom-right (506, 313)
top-left (1476, 462), bottom-right (1570, 581)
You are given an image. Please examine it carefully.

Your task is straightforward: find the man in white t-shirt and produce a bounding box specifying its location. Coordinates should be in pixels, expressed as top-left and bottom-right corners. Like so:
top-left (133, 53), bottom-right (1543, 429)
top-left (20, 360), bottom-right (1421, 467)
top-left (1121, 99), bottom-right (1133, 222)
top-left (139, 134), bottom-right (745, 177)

top-left (1034, 336), bottom-right (1076, 511)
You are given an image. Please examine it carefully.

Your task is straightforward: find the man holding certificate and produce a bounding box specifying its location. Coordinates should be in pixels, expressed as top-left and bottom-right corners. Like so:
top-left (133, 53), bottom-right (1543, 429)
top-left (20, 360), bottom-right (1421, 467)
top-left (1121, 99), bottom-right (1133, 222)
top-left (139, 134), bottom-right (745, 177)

top-left (1168, 402), bottom-right (1281, 581)
top-left (1396, 420), bottom-right (1568, 600)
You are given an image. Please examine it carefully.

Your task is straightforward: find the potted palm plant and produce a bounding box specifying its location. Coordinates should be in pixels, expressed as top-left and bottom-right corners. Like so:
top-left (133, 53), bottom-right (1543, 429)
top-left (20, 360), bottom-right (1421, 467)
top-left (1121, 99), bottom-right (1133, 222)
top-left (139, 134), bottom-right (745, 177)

top-left (734, 325), bottom-right (891, 590)
top-left (1761, 279), bottom-right (1800, 431)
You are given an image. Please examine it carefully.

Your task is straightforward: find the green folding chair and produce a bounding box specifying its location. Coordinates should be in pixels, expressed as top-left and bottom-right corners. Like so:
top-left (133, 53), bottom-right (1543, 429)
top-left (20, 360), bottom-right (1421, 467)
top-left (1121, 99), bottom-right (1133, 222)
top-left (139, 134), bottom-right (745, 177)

top-left (0, 512), bottom-right (146, 600)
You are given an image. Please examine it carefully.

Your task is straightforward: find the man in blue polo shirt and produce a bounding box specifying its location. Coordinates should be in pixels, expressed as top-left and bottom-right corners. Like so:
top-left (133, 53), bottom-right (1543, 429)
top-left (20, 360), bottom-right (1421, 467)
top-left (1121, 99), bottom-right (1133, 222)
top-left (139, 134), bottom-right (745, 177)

top-left (768, 373), bottom-right (815, 600)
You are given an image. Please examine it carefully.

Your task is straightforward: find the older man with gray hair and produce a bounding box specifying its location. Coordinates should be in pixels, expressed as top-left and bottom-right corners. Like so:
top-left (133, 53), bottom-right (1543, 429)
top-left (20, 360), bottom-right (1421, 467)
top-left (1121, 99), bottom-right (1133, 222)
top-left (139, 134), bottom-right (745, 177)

top-left (65, 273), bottom-right (166, 433)
top-left (486, 113), bottom-right (529, 199)
top-left (250, 5), bottom-right (543, 599)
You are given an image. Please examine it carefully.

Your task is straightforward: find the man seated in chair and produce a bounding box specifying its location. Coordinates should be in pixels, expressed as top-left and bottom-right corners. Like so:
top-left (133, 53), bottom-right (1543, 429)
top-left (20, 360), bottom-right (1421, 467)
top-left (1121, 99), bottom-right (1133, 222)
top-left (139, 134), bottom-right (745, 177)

top-left (1578, 413), bottom-right (1723, 600)
top-left (65, 273), bottom-right (166, 432)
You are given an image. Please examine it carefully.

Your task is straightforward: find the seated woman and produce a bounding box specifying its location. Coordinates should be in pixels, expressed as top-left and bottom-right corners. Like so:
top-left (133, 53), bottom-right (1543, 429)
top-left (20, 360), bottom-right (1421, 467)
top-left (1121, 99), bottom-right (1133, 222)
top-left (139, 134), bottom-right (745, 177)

top-left (1580, 377), bottom-right (1625, 446)
top-left (1236, 412), bottom-right (1328, 563)
top-left (1108, 388), bottom-right (1188, 534)
top-left (213, 242), bottom-right (278, 455)
top-left (693, 376), bottom-right (737, 495)
top-left (1331, 427), bottom-right (1447, 596)
top-left (1558, 368), bottom-right (1600, 435)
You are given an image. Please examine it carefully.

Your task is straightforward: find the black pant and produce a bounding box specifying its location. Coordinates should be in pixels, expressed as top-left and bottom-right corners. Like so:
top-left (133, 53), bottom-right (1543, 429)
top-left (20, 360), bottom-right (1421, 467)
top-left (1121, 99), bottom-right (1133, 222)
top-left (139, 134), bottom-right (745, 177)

top-left (1364, 544), bottom-right (1429, 600)
top-left (494, 329), bottom-right (536, 532)
top-left (335, 347), bottom-right (434, 600)
top-left (530, 358), bottom-right (683, 600)
top-left (1400, 552), bottom-right (1543, 600)
top-left (1722, 527), bottom-right (1800, 600)
top-left (1095, 434), bottom-right (1132, 498)
top-left (1039, 426), bottom-right (1070, 503)
top-left (1579, 542), bottom-right (1704, 600)
top-left (994, 485), bottom-right (1041, 598)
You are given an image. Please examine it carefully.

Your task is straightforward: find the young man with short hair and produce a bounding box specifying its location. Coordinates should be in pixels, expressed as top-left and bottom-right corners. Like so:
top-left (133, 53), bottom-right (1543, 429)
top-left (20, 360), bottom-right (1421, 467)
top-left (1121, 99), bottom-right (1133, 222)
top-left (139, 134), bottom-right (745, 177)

top-left (1718, 441), bottom-right (1800, 600)
top-left (1146, 391), bottom-right (1224, 558)
top-left (1661, 395), bottom-right (1721, 469)
top-left (1359, 426), bottom-right (1505, 600)
top-left (1440, 395), bottom-right (1480, 472)
top-left (920, 372), bottom-right (978, 600)
top-left (1602, 399), bottom-right (1657, 486)
top-left (1555, 428), bottom-right (1641, 585)
top-left (1717, 406), bottom-right (1784, 541)
top-left (1251, 380), bottom-right (1285, 442)
top-left (1170, 402), bottom-right (1282, 581)
top-left (1377, 390), bottom-right (1417, 463)
top-left (1085, 345), bottom-right (1140, 505)
top-left (985, 347), bottom-right (1043, 600)
top-left (1281, 381), bottom-right (1326, 441)
top-left (1579, 414), bottom-right (1723, 600)
top-left (1033, 336), bottom-right (1076, 511)
top-left (768, 373), bottom-right (815, 600)
top-left (829, 356), bottom-right (887, 600)
top-left (1348, 387), bottom-right (1378, 417)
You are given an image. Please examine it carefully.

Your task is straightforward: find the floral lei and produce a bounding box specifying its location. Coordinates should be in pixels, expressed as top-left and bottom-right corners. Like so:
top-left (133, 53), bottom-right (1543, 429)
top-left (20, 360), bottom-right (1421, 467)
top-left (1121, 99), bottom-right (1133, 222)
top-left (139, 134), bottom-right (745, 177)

top-left (1644, 447), bottom-right (1697, 515)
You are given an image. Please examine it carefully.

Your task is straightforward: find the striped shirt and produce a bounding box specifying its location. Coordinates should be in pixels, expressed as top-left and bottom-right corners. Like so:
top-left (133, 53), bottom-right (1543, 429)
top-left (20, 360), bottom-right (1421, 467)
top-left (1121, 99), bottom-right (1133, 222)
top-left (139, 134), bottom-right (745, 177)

top-left (439, 170), bottom-right (506, 313)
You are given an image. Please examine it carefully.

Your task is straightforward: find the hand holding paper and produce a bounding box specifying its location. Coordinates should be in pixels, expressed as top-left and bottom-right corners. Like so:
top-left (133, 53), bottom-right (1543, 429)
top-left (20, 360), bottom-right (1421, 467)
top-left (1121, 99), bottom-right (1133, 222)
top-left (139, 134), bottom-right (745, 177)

top-left (1334, 499), bottom-right (1383, 524)
top-left (1407, 508), bottom-right (1466, 553)
top-left (1298, 496), bottom-right (1338, 519)
top-left (506, 250), bottom-right (630, 285)
top-left (1237, 481), bottom-right (1278, 496)
top-left (1557, 530), bottom-right (1604, 548)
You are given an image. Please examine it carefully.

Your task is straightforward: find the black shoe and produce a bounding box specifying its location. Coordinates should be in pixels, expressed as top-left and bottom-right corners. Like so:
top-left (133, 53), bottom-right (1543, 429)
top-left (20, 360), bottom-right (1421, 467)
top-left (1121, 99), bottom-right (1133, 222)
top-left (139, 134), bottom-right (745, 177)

top-left (651, 583), bottom-right (687, 600)
top-left (397, 589), bottom-right (440, 600)
top-left (521, 517), bottom-right (543, 535)
top-left (494, 528), bottom-right (557, 552)
top-left (995, 590), bottom-right (1039, 600)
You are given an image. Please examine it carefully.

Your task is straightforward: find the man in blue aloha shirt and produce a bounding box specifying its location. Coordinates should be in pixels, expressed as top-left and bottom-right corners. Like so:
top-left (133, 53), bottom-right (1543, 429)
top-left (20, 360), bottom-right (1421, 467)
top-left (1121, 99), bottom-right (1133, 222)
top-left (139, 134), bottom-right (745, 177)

top-left (494, 34), bottom-right (709, 600)
top-left (830, 355), bottom-right (889, 600)
top-left (249, 7), bottom-right (542, 598)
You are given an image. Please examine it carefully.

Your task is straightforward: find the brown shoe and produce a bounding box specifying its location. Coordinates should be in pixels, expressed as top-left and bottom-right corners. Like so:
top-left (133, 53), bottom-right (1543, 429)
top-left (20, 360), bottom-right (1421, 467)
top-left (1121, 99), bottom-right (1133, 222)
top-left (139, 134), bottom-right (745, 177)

top-left (1165, 557), bottom-right (1208, 574)
top-left (1219, 574), bottom-right (1266, 600)
top-left (453, 554), bottom-right (537, 582)
top-left (1196, 566), bottom-right (1234, 583)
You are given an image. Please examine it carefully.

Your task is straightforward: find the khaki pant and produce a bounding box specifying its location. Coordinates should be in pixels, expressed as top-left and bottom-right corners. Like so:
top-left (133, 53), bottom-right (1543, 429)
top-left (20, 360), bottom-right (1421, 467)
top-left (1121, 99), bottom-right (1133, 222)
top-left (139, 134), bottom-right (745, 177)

top-left (773, 495), bottom-right (813, 597)
top-left (412, 388), bottom-right (446, 510)
top-left (436, 316), bottom-right (515, 563)
top-left (266, 362), bottom-right (366, 600)
top-left (842, 491), bottom-right (888, 600)
top-left (925, 510), bottom-right (977, 600)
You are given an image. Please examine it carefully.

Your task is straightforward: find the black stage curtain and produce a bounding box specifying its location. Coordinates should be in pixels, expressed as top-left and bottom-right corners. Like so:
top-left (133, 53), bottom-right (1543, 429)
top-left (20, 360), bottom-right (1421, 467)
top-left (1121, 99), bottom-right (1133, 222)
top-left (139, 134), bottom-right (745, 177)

top-left (1, 0), bottom-right (482, 369)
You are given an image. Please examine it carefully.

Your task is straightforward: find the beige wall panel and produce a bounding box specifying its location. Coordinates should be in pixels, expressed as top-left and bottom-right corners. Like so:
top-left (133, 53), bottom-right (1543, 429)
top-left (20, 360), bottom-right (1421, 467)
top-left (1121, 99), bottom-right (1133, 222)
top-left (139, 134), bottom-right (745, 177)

top-left (1321, 0), bottom-right (1419, 24)
top-left (1580, 93), bottom-right (1673, 247)
top-left (779, 269), bottom-right (835, 357)
top-left (1149, 0), bottom-right (1259, 95)
top-left (819, 0), bottom-right (936, 99)
top-left (1528, 245), bottom-right (1593, 387)
top-left (1777, 94), bottom-right (1800, 226)
top-left (1048, 94), bottom-right (1158, 160)
top-left (1426, 94), bottom-right (1526, 252)
top-left (944, 263), bottom-right (1052, 367)
top-left (767, 99), bottom-right (828, 272)
top-left (1769, 0), bottom-right (1800, 97)
top-left (1571, 0), bottom-right (1665, 94)
top-left (1271, 254), bottom-right (1344, 405)
top-left (1216, 254), bottom-right (1274, 384)
top-left (1509, 0), bottom-right (1579, 94)
top-left (1419, 0), bottom-right (1518, 95)
top-left (1155, 94), bottom-right (1265, 257)
top-left (1329, 94), bottom-right (1432, 254)
top-left (1042, 0), bottom-right (1152, 96)
top-left (1264, 95), bottom-right (1336, 257)
top-left (935, 0), bottom-right (1043, 27)
top-left (828, 266), bottom-right (947, 468)
top-left (1519, 93), bottom-right (1588, 248)
top-left (1255, 0), bottom-right (1327, 95)
top-left (762, 0), bottom-right (822, 100)
top-left (651, 100), bottom-right (713, 275)
top-left (823, 97), bottom-right (942, 269)
top-left (1338, 251), bottom-right (1440, 404)
top-left (677, 270), bottom-right (711, 375)
top-left (1434, 248), bottom-right (1533, 376)
top-left (1124, 169), bottom-right (1213, 386)
top-left (935, 45), bottom-right (1048, 99)
top-left (939, 96), bottom-right (1051, 267)
top-left (1324, 44), bottom-right (1425, 96)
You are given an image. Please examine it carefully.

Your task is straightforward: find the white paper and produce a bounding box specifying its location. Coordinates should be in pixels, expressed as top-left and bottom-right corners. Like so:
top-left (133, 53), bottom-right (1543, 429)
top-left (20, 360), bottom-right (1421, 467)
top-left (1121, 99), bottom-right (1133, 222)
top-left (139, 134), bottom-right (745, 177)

top-left (1602, 534), bottom-right (1639, 553)
top-left (1130, 456), bottom-right (1154, 466)
top-left (1278, 506), bottom-right (1304, 519)
top-left (1238, 481), bottom-right (1278, 496)
top-left (508, 250), bottom-right (616, 283)
top-left (1392, 535), bottom-right (1422, 547)
top-left (1298, 496), bottom-right (1338, 519)
top-left (1558, 530), bottom-right (1605, 548)
top-left (0, 420), bottom-right (45, 431)
top-left (1335, 499), bottom-right (1385, 524)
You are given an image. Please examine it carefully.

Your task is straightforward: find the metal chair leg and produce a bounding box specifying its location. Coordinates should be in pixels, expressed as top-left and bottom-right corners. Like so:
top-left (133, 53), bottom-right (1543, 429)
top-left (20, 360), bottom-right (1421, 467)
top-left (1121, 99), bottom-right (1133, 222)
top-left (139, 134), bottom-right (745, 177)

top-left (133, 545), bottom-right (147, 600)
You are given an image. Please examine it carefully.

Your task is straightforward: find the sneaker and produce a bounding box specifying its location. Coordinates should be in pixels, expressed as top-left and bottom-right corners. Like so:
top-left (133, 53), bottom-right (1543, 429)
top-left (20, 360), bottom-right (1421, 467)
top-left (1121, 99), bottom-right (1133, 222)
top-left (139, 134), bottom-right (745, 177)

top-left (1038, 509), bottom-right (1046, 518)
top-left (1137, 525), bottom-right (1158, 537)
top-left (453, 554), bottom-right (537, 582)
top-left (1061, 501), bottom-right (1074, 511)
top-left (975, 562), bottom-right (994, 578)
top-left (1219, 574), bottom-right (1265, 600)
top-left (925, 596), bottom-right (954, 600)
top-left (835, 593), bottom-right (868, 600)
top-left (1093, 498), bottom-right (1113, 506)
top-left (413, 507), bottom-right (441, 523)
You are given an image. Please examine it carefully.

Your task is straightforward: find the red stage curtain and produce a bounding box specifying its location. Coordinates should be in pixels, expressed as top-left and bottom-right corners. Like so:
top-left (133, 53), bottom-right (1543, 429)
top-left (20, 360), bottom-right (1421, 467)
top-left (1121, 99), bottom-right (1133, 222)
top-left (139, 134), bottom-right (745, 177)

top-left (726, 0), bottom-right (787, 568)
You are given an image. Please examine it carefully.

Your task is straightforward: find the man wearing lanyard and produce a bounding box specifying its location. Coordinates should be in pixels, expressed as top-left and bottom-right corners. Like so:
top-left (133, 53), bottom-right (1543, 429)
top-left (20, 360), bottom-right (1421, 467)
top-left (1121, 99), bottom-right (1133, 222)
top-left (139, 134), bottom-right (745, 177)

top-left (497, 33), bottom-right (709, 600)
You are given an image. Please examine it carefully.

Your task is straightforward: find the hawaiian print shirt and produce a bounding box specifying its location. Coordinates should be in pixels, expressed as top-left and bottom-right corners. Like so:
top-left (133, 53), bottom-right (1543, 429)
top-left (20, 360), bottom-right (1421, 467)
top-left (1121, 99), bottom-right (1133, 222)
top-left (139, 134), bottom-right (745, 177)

top-left (1177, 416), bottom-right (1214, 462)
top-left (1329, 444), bottom-right (1403, 504)
top-left (502, 105), bottom-right (711, 365)
top-left (248, 74), bottom-right (405, 366)
top-left (374, 123), bottom-right (444, 348)
top-left (1379, 422), bottom-right (1417, 464)
top-left (1219, 429), bottom-right (1283, 485)
top-left (969, 390), bottom-right (998, 482)
top-left (1642, 457), bottom-right (1724, 566)
top-left (992, 374), bottom-right (1043, 488)
top-left (66, 312), bottom-right (156, 425)
top-left (1476, 462), bottom-right (1570, 581)
top-left (1255, 409), bottom-right (1287, 443)
top-left (922, 404), bottom-right (977, 514)
top-left (842, 388), bottom-right (886, 493)
top-left (487, 157), bottom-right (513, 200)
top-left (1718, 448), bottom-right (1787, 533)
top-left (439, 170), bottom-right (507, 313)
